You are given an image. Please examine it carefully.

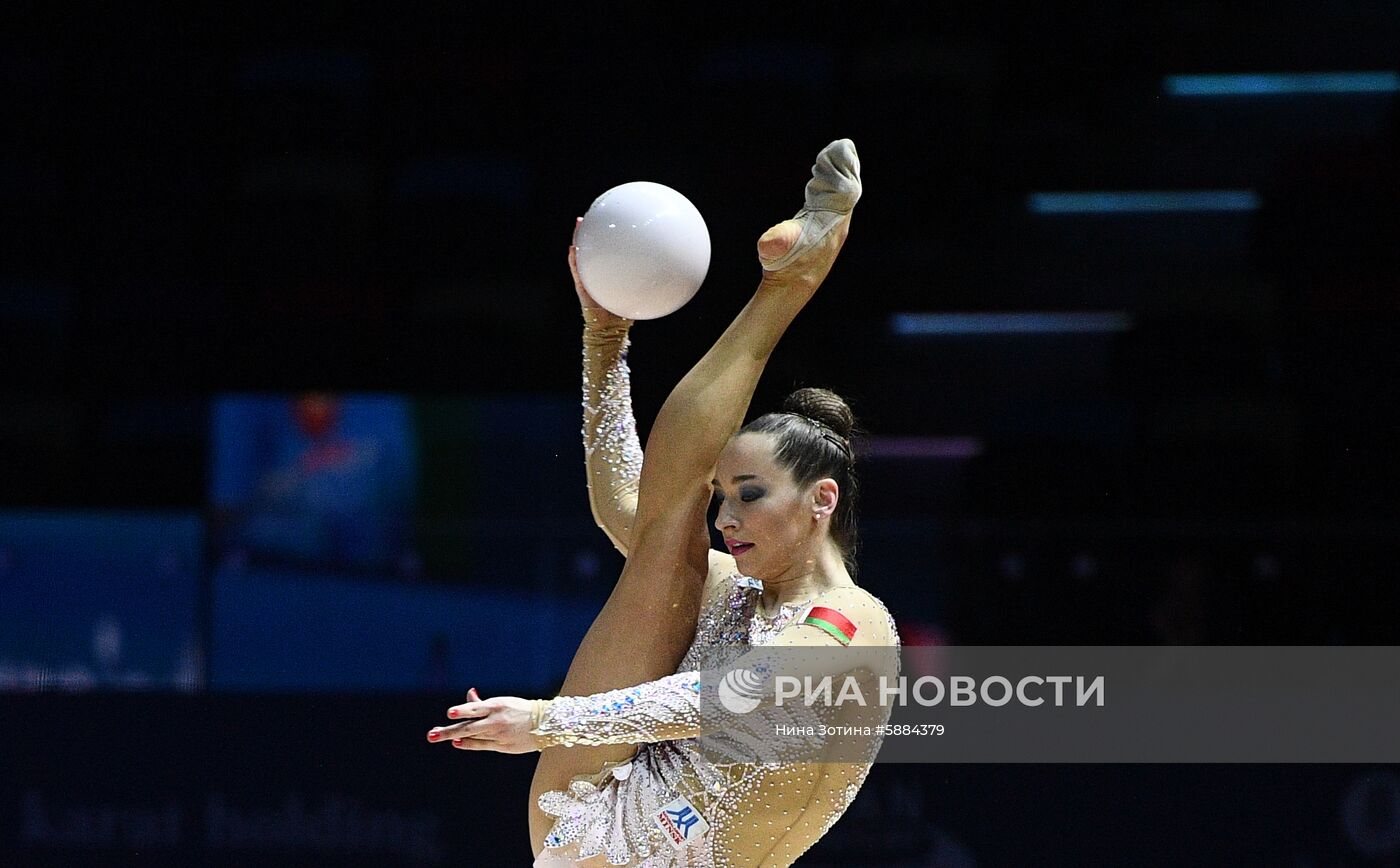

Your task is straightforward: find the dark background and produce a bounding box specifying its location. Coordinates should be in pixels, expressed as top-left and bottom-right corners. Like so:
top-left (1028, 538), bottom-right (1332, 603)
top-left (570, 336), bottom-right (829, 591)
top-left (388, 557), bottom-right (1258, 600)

top-left (3, 1), bottom-right (1399, 865)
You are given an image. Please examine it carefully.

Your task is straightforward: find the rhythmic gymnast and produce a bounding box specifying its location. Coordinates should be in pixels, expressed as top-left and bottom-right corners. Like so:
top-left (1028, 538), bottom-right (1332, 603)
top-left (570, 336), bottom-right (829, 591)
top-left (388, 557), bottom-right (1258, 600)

top-left (427, 140), bottom-right (900, 867)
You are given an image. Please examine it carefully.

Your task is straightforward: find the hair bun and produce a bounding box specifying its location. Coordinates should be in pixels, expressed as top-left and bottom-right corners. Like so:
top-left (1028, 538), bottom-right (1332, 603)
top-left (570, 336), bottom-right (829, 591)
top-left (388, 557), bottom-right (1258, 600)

top-left (782, 387), bottom-right (855, 440)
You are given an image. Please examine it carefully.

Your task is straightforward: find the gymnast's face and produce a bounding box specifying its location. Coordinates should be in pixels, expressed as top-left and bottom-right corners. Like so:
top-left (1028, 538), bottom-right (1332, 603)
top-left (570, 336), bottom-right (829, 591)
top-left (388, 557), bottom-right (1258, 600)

top-left (712, 432), bottom-right (831, 581)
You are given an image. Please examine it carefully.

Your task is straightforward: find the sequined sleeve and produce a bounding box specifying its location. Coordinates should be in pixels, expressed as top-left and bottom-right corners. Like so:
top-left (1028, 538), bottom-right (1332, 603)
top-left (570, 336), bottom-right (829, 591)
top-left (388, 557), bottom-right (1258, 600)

top-left (581, 308), bottom-right (642, 555)
top-left (531, 672), bottom-right (702, 748)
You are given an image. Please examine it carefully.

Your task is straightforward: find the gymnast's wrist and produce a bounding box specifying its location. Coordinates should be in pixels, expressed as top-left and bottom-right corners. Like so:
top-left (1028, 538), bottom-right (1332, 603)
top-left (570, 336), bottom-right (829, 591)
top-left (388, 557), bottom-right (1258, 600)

top-left (582, 306), bottom-right (633, 334)
top-left (530, 698), bottom-right (553, 731)
top-left (530, 699), bottom-right (559, 749)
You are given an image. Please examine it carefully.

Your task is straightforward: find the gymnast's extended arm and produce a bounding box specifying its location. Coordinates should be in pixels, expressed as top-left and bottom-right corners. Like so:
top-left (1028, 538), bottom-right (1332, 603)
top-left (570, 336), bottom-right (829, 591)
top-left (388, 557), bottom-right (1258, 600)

top-left (573, 225), bottom-right (642, 557)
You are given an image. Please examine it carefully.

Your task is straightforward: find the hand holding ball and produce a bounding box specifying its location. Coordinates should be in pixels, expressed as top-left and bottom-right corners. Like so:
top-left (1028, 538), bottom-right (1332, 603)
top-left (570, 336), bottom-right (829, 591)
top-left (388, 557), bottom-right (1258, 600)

top-left (574, 182), bottom-right (710, 320)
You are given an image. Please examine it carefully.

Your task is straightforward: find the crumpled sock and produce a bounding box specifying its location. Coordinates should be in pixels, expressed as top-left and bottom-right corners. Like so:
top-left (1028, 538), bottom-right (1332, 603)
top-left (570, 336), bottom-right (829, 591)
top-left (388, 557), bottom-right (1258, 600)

top-left (759, 138), bottom-right (862, 272)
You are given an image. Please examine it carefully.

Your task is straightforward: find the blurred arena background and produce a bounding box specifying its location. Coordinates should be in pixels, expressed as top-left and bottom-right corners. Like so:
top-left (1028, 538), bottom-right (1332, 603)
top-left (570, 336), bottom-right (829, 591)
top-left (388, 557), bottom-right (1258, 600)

top-left (2, 2), bottom-right (1398, 864)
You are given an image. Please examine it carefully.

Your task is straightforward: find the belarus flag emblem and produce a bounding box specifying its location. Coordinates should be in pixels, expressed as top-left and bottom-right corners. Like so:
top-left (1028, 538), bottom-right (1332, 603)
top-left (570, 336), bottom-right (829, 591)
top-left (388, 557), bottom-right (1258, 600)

top-left (803, 606), bottom-right (857, 645)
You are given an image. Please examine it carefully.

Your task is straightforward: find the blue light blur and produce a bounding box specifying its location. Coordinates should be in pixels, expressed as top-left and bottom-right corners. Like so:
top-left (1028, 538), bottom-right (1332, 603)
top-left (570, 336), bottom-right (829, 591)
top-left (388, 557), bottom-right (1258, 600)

top-left (1164, 71), bottom-right (1400, 96)
top-left (1027, 191), bottom-right (1260, 214)
top-left (891, 312), bottom-right (1134, 336)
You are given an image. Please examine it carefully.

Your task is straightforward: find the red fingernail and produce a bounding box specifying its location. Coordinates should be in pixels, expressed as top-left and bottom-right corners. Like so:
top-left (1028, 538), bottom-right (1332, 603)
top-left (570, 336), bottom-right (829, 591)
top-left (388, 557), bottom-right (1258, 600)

top-left (452, 739), bottom-right (464, 746)
top-left (447, 709), bottom-right (458, 718)
top-left (427, 731), bottom-right (439, 741)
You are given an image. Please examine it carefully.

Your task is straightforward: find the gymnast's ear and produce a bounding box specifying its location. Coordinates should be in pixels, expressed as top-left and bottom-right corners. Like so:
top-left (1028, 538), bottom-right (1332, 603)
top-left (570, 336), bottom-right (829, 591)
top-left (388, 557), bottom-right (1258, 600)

top-left (812, 479), bottom-right (839, 519)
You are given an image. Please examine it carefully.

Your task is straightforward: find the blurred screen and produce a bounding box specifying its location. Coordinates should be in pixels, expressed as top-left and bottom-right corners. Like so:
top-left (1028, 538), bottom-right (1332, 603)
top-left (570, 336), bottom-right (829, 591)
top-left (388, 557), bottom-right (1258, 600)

top-left (210, 566), bottom-right (596, 693)
top-left (0, 511), bottom-right (203, 691)
top-left (210, 393), bottom-right (418, 574)
top-left (203, 392), bottom-right (616, 691)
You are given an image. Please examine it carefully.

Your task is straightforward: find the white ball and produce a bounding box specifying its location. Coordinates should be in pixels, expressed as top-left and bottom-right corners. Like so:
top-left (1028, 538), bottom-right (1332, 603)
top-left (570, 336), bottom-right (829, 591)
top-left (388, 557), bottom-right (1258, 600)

top-left (576, 181), bottom-right (710, 320)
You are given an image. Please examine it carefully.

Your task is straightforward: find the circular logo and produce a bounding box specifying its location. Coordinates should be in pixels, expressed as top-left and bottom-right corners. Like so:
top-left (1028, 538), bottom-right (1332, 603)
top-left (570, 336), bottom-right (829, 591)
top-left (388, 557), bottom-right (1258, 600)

top-left (718, 667), bottom-right (764, 714)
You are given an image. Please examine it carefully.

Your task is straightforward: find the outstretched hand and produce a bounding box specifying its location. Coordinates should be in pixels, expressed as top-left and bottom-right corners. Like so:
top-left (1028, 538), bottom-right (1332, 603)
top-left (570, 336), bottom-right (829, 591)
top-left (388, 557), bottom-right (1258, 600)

top-left (426, 687), bottom-right (542, 754)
